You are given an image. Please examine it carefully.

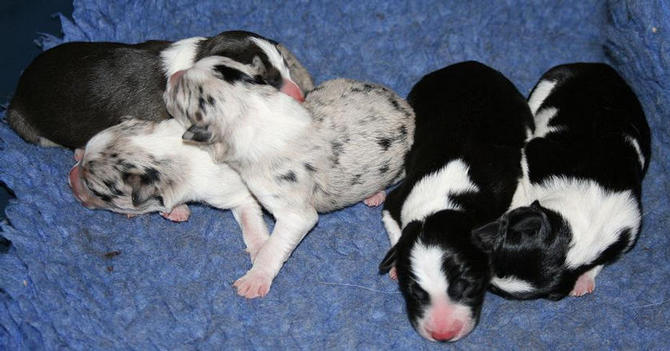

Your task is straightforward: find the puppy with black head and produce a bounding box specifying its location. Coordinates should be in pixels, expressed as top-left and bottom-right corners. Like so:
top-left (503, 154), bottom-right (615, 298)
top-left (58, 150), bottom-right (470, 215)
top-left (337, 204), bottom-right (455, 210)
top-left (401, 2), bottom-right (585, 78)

top-left (164, 56), bottom-right (415, 298)
top-left (69, 117), bottom-right (269, 260)
top-left (473, 63), bottom-right (651, 300)
top-left (7, 30), bottom-right (312, 149)
top-left (378, 61), bottom-right (533, 342)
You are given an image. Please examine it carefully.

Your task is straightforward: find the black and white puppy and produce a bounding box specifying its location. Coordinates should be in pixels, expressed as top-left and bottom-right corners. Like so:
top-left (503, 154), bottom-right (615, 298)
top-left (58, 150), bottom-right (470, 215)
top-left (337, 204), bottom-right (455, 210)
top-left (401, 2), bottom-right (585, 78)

top-left (378, 61), bottom-right (533, 342)
top-left (7, 30), bottom-right (313, 149)
top-left (163, 56), bottom-right (415, 298)
top-left (68, 117), bottom-right (269, 260)
top-left (474, 63), bottom-right (651, 300)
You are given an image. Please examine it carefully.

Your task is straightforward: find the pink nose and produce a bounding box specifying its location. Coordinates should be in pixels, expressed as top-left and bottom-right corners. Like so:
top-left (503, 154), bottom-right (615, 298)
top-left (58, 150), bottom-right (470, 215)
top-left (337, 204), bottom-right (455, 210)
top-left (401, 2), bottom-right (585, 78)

top-left (169, 70), bottom-right (186, 87)
top-left (69, 164), bottom-right (95, 209)
top-left (430, 328), bottom-right (459, 342)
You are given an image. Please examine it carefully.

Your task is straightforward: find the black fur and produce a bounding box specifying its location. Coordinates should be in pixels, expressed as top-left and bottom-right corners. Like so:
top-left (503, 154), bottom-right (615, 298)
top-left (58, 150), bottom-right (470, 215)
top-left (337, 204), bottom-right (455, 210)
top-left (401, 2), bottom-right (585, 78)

top-left (6, 31), bottom-right (294, 149)
top-left (477, 63), bottom-right (651, 300)
top-left (379, 61), bottom-right (532, 339)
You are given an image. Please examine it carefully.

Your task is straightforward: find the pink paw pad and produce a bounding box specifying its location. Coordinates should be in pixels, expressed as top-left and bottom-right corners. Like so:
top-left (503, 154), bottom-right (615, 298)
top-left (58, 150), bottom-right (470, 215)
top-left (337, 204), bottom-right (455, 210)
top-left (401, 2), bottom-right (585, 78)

top-left (233, 270), bottom-right (272, 299)
top-left (364, 191), bottom-right (386, 207)
top-left (389, 266), bottom-right (398, 281)
top-left (570, 272), bottom-right (595, 297)
top-left (160, 204), bottom-right (191, 222)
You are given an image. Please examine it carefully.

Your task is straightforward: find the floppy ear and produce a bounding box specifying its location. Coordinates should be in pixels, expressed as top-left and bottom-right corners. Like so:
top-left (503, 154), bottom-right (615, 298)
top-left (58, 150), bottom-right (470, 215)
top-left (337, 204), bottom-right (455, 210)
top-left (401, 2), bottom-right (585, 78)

top-left (472, 216), bottom-right (508, 253)
top-left (124, 173), bottom-right (156, 207)
top-left (508, 210), bottom-right (551, 239)
top-left (251, 55), bottom-right (266, 74)
top-left (182, 125), bottom-right (213, 144)
top-left (379, 245), bottom-right (398, 274)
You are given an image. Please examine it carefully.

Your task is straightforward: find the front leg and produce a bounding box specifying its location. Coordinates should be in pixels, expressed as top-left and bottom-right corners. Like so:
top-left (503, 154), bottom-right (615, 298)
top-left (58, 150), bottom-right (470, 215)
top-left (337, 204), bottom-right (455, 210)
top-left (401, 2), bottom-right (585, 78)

top-left (231, 199), bottom-right (270, 262)
top-left (570, 265), bottom-right (603, 297)
top-left (233, 208), bottom-right (318, 298)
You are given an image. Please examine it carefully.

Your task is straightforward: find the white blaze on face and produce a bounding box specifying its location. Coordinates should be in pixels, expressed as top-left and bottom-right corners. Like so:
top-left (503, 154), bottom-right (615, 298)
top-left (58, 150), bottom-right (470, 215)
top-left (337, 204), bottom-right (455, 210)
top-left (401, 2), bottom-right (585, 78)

top-left (409, 241), bottom-right (475, 342)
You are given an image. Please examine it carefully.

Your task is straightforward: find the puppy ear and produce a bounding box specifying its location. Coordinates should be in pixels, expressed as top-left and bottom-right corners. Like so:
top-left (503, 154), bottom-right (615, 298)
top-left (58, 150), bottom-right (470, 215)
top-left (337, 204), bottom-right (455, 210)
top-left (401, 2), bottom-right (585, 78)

top-left (508, 209), bottom-right (550, 239)
top-left (379, 245), bottom-right (398, 274)
top-left (182, 125), bottom-right (213, 144)
top-left (124, 173), bottom-right (155, 207)
top-left (472, 216), bottom-right (508, 253)
top-left (251, 55), bottom-right (266, 74)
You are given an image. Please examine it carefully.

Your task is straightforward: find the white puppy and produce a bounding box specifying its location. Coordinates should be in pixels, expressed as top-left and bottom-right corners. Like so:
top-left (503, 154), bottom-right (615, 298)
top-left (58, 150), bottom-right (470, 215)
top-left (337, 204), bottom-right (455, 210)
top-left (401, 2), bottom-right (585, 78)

top-left (164, 56), bottom-right (415, 298)
top-left (68, 118), bottom-right (269, 260)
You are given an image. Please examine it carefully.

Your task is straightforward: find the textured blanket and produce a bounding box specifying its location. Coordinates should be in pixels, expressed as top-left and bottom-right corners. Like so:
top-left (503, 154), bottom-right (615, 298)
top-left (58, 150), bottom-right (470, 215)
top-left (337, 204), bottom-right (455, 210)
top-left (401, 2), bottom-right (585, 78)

top-left (1, 1), bottom-right (669, 349)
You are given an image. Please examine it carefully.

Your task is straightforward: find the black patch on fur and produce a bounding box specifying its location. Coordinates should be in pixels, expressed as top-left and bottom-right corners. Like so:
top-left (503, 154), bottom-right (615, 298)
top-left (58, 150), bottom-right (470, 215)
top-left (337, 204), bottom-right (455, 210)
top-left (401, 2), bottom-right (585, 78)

top-left (379, 164), bottom-right (389, 174)
top-left (198, 97), bottom-right (206, 111)
top-left (377, 137), bottom-right (392, 151)
top-left (142, 168), bottom-right (160, 185)
top-left (207, 95), bottom-right (215, 106)
top-left (351, 174), bottom-right (363, 186)
top-left (214, 65), bottom-right (265, 85)
top-left (304, 163), bottom-right (316, 173)
top-left (276, 171), bottom-right (297, 183)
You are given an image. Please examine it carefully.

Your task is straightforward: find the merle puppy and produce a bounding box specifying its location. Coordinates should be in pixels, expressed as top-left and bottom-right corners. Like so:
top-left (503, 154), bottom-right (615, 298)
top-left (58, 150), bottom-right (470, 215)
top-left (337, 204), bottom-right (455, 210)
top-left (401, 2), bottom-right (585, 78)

top-left (164, 56), bottom-right (415, 298)
top-left (473, 63), bottom-right (651, 300)
top-left (378, 61), bottom-right (533, 342)
top-left (69, 117), bottom-right (269, 260)
top-left (7, 30), bottom-right (313, 148)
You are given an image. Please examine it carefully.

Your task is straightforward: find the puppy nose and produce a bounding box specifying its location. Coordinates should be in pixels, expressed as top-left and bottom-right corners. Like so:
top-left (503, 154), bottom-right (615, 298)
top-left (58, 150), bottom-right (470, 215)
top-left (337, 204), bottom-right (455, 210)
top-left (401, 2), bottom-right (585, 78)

top-left (431, 329), bottom-right (459, 342)
top-left (169, 70), bottom-right (186, 87)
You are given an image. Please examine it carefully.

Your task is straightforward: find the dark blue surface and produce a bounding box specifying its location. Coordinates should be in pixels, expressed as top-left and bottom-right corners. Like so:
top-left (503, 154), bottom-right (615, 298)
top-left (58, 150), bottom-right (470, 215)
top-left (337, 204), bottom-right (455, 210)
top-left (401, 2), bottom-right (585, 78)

top-left (0, 1), bottom-right (668, 349)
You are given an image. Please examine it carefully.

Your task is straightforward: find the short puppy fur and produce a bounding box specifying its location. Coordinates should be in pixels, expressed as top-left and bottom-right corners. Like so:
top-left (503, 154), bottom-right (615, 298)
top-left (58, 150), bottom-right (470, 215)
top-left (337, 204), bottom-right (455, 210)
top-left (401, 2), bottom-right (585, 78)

top-left (378, 61), bottom-right (532, 342)
top-left (7, 30), bottom-right (313, 148)
top-left (69, 118), bottom-right (269, 260)
top-left (164, 56), bottom-right (415, 298)
top-left (474, 63), bottom-right (651, 300)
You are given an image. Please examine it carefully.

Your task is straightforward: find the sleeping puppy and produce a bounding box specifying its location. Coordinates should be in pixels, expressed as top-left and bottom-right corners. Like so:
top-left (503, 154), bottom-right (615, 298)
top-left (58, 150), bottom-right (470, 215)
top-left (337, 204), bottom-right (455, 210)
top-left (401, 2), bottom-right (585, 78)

top-left (68, 118), bottom-right (270, 260)
top-left (7, 30), bottom-right (313, 149)
top-left (163, 56), bottom-right (415, 298)
top-left (378, 61), bottom-right (532, 342)
top-left (473, 63), bottom-right (651, 300)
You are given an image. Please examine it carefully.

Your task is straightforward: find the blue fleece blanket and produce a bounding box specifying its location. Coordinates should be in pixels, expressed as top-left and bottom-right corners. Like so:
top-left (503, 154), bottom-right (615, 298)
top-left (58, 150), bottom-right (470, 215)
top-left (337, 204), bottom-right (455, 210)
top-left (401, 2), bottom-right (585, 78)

top-left (1, 1), bottom-right (669, 350)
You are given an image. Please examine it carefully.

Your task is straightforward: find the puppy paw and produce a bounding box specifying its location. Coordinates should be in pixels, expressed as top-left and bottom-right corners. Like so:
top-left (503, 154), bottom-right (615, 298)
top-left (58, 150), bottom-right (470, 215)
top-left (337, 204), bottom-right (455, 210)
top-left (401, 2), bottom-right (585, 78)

top-left (364, 191), bottom-right (386, 207)
top-left (160, 204), bottom-right (191, 222)
top-left (233, 269), bottom-right (273, 299)
top-left (570, 272), bottom-right (595, 297)
top-left (389, 266), bottom-right (398, 281)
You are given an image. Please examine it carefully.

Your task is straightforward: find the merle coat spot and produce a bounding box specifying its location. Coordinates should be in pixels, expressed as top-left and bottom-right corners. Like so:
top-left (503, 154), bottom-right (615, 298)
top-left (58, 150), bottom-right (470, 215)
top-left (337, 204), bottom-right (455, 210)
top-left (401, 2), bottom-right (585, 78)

top-left (377, 137), bottom-right (392, 151)
top-left (379, 164), bottom-right (390, 174)
top-left (276, 171), bottom-right (297, 183)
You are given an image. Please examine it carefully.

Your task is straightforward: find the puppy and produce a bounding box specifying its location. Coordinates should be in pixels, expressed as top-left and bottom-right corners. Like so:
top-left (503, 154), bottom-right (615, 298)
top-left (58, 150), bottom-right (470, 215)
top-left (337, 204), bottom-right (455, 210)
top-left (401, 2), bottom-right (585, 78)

top-left (163, 56), bottom-right (415, 298)
top-left (7, 30), bottom-right (313, 149)
top-left (473, 63), bottom-right (651, 300)
top-left (68, 117), bottom-right (269, 260)
top-left (378, 61), bottom-right (533, 342)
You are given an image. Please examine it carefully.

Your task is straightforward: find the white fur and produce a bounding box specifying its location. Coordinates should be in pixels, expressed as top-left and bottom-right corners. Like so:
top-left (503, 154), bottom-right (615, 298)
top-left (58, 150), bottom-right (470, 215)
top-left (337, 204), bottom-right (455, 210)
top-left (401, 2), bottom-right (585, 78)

top-left (410, 241), bottom-right (449, 295)
top-left (624, 134), bottom-right (646, 169)
top-left (382, 210), bottom-right (402, 246)
top-left (527, 176), bottom-right (640, 268)
top-left (400, 159), bottom-right (479, 227)
top-left (527, 79), bottom-right (557, 115)
top-left (491, 276), bottom-right (535, 293)
top-left (532, 107), bottom-right (564, 138)
top-left (160, 37), bottom-right (206, 78)
top-left (249, 37), bottom-right (292, 81)
top-left (410, 242), bottom-right (475, 342)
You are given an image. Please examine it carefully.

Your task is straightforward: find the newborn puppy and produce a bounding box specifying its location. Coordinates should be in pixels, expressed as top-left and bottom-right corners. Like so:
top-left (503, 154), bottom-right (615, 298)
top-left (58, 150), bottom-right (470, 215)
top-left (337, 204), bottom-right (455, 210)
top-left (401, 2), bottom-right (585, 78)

top-left (164, 56), bottom-right (415, 298)
top-left (378, 61), bottom-right (532, 342)
top-left (7, 30), bottom-right (313, 149)
top-left (474, 63), bottom-right (651, 300)
top-left (69, 118), bottom-right (269, 260)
